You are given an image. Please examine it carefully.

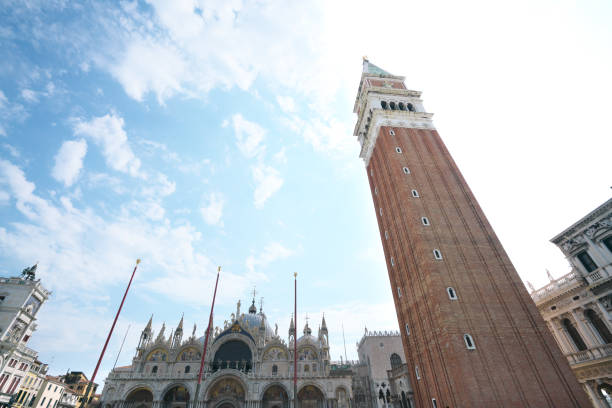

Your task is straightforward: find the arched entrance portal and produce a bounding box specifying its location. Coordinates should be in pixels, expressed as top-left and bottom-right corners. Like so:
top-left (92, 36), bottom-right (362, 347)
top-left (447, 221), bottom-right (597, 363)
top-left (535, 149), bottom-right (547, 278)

top-left (163, 386), bottom-right (190, 408)
top-left (262, 385), bottom-right (289, 408)
top-left (126, 388), bottom-right (153, 408)
top-left (207, 378), bottom-right (246, 408)
top-left (298, 386), bottom-right (324, 408)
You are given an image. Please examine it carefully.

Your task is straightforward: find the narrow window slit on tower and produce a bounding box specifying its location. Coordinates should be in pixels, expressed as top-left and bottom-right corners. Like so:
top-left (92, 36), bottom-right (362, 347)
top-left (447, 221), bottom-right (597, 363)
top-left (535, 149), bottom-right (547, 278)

top-left (421, 217), bottom-right (430, 226)
top-left (389, 129), bottom-right (395, 136)
top-left (379, 208), bottom-right (383, 216)
top-left (411, 190), bottom-right (419, 198)
top-left (397, 287), bottom-right (401, 297)
top-left (390, 257), bottom-right (395, 266)
top-left (403, 167), bottom-right (410, 174)
top-left (415, 365), bottom-right (421, 380)
top-left (405, 324), bottom-right (410, 336)
top-left (385, 231), bottom-right (389, 240)
top-left (447, 287), bottom-right (457, 300)
top-left (431, 399), bottom-right (437, 408)
top-left (433, 249), bottom-right (443, 260)
top-left (396, 147), bottom-right (402, 154)
top-left (464, 334), bottom-right (476, 349)
top-left (375, 187), bottom-right (378, 195)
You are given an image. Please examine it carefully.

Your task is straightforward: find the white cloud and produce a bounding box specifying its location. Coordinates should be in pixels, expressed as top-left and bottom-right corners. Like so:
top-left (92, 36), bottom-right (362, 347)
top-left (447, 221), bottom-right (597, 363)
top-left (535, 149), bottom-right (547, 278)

top-left (0, 190), bottom-right (9, 205)
top-left (21, 89), bottom-right (39, 103)
top-left (0, 159), bottom-right (251, 302)
top-left (252, 163), bottom-right (283, 209)
top-left (232, 114), bottom-right (266, 158)
top-left (274, 147), bottom-right (287, 164)
top-left (2, 143), bottom-right (19, 158)
top-left (51, 139), bottom-right (88, 187)
top-left (200, 192), bottom-right (225, 226)
top-left (246, 242), bottom-right (295, 275)
top-left (109, 39), bottom-right (187, 104)
top-left (73, 113), bottom-right (142, 177)
top-left (276, 95), bottom-right (296, 113)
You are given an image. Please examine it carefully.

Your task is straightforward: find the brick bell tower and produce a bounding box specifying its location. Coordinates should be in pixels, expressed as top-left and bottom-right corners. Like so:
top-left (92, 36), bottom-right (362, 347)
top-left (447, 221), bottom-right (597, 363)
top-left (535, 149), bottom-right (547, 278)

top-left (353, 59), bottom-right (589, 407)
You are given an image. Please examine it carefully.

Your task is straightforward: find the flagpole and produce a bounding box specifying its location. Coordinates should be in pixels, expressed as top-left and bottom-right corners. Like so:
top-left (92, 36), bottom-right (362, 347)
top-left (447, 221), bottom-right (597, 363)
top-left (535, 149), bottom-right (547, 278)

top-left (195, 266), bottom-right (221, 405)
top-left (82, 259), bottom-right (141, 408)
top-left (294, 272), bottom-right (298, 408)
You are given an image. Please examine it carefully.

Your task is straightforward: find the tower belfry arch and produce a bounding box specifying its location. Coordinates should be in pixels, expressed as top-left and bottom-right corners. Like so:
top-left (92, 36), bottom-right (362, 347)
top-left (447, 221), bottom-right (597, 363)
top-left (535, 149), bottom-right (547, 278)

top-left (353, 59), bottom-right (590, 407)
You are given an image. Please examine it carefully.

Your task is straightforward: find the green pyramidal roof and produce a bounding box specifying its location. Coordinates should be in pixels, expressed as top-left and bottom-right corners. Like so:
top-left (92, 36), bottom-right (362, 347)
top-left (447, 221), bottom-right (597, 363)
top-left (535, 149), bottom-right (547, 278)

top-left (363, 59), bottom-right (393, 77)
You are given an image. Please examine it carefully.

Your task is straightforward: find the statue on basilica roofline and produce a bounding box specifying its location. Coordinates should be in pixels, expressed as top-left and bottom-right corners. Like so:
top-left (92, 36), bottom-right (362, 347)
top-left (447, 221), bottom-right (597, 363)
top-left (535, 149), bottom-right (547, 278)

top-left (21, 263), bottom-right (37, 281)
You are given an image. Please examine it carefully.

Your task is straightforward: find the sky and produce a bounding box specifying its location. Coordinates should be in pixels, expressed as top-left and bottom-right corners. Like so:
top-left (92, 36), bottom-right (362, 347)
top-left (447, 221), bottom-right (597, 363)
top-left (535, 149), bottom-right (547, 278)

top-left (0, 0), bottom-right (611, 384)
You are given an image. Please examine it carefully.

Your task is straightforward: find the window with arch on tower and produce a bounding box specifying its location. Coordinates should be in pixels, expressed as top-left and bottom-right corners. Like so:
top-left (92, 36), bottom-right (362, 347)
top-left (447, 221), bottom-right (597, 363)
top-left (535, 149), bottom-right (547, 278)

top-left (433, 249), bottom-right (443, 260)
top-left (447, 287), bottom-right (458, 300)
top-left (464, 334), bottom-right (476, 350)
top-left (396, 147), bottom-right (402, 154)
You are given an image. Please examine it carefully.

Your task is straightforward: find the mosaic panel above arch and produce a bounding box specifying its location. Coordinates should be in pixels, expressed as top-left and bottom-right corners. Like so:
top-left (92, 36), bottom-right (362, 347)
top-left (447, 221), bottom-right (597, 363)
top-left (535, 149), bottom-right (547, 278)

top-left (146, 348), bottom-right (168, 361)
top-left (208, 378), bottom-right (246, 401)
top-left (263, 346), bottom-right (287, 361)
top-left (177, 347), bottom-right (201, 361)
top-left (298, 346), bottom-right (317, 361)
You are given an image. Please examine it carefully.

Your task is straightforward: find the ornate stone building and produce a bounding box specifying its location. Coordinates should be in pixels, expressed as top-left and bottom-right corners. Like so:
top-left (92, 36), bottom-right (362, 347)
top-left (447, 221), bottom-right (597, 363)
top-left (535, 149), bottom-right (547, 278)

top-left (0, 266), bottom-right (50, 407)
top-left (530, 198), bottom-right (612, 407)
top-left (351, 330), bottom-right (413, 408)
top-left (100, 298), bottom-right (352, 408)
top-left (353, 58), bottom-right (589, 406)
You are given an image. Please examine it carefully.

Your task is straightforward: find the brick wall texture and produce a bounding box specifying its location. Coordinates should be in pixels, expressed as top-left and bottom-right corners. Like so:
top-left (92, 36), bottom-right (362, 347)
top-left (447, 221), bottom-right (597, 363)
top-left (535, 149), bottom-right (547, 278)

top-left (366, 126), bottom-right (590, 407)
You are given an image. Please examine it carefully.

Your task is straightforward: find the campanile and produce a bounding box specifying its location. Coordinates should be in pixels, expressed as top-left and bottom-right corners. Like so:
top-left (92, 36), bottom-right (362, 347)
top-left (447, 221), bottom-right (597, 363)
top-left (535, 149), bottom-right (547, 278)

top-left (353, 59), bottom-right (589, 407)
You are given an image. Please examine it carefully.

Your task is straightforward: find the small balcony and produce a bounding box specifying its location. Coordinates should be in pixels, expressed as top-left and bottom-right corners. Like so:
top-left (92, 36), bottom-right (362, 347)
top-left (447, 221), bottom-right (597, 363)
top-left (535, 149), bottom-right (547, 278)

top-left (565, 343), bottom-right (612, 365)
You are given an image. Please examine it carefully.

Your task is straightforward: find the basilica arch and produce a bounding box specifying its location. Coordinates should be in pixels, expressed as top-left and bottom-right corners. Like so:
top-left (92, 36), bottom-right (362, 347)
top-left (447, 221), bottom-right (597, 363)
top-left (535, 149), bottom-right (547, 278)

top-left (162, 384), bottom-right (190, 408)
top-left (125, 386), bottom-right (154, 408)
top-left (297, 385), bottom-right (325, 408)
top-left (205, 376), bottom-right (247, 408)
top-left (261, 384), bottom-right (289, 408)
top-left (212, 339), bottom-right (253, 372)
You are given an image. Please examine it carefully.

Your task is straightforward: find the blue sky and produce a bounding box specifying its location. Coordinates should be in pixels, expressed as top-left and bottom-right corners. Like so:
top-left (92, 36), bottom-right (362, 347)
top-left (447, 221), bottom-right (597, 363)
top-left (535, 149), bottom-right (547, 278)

top-left (1, 0), bottom-right (611, 384)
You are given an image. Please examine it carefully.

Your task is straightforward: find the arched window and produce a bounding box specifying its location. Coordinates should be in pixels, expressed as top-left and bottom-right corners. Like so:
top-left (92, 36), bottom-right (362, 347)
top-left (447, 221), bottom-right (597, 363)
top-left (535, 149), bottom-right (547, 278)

top-left (389, 129), bottom-right (395, 136)
top-left (447, 287), bottom-right (457, 300)
top-left (421, 217), bottom-right (430, 226)
top-left (403, 167), bottom-right (410, 174)
top-left (562, 318), bottom-right (587, 351)
top-left (411, 189), bottom-right (419, 197)
top-left (184, 365), bottom-right (190, 373)
top-left (378, 389), bottom-right (384, 400)
top-left (433, 249), bottom-right (443, 260)
top-left (272, 365), bottom-right (278, 376)
top-left (405, 324), bottom-right (410, 336)
top-left (585, 309), bottom-right (612, 343)
top-left (390, 353), bottom-right (402, 369)
top-left (390, 102), bottom-right (397, 110)
top-left (407, 103), bottom-right (415, 112)
top-left (304, 364), bottom-right (310, 372)
top-left (577, 251), bottom-right (598, 272)
top-left (464, 334), bottom-right (476, 350)
top-left (396, 147), bottom-right (402, 153)
top-left (398, 102), bottom-right (406, 111)
top-left (381, 101), bottom-right (388, 110)
top-left (152, 366), bottom-right (158, 374)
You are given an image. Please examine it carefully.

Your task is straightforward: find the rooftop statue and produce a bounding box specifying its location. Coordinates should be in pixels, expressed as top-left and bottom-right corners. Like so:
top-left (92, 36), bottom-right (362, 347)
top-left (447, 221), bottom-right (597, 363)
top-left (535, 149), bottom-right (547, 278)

top-left (21, 263), bottom-right (37, 281)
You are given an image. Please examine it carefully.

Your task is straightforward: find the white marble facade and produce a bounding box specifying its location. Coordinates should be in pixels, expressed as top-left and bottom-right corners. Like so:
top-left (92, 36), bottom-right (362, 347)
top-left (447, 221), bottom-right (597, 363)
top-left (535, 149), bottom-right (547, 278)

top-left (531, 198), bottom-right (612, 407)
top-left (100, 299), bottom-right (352, 408)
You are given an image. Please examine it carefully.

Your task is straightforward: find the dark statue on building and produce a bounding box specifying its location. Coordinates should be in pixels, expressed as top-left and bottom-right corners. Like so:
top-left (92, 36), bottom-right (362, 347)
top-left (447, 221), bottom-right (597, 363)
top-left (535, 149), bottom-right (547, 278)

top-left (21, 263), bottom-right (37, 281)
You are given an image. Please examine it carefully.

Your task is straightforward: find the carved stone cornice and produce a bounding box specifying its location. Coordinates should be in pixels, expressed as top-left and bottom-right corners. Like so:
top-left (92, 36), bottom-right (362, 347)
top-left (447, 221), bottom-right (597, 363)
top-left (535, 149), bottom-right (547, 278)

top-left (551, 198), bottom-right (612, 249)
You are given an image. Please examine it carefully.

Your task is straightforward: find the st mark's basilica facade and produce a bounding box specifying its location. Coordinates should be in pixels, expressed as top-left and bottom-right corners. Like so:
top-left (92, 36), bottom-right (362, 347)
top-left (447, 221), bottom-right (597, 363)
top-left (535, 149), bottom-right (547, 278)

top-left (100, 298), bottom-right (353, 408)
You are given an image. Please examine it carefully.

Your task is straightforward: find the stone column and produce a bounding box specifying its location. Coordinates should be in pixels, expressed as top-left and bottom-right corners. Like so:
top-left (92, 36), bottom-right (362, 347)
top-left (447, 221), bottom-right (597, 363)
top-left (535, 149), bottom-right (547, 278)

top-left (584, 235), bottom-right (609, 267)
top-left (571, 309), bottom-right (599, 348)
top-left (583, 381), bottom-right (607, 408)
top-left (547, 320), bottom-right (571, 354)
top-left (551, 318), bottom-right (576, 354)
top-left (595, 300), bottom-right (612, 328)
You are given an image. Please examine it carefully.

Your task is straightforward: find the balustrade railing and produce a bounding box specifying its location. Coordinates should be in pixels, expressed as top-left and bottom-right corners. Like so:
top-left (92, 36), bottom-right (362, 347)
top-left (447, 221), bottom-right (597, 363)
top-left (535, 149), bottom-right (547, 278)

top-left (565, 343), bottom-right (612, 365)
top-left (531, 271), bottom-right (583, 302)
